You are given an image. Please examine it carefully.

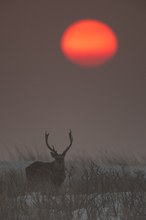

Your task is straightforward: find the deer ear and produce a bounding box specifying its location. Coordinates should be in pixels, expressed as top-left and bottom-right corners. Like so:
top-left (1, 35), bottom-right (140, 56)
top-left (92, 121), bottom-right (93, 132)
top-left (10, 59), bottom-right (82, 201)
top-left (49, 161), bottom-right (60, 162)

top-left (50, 152), bottom-right (56, 158)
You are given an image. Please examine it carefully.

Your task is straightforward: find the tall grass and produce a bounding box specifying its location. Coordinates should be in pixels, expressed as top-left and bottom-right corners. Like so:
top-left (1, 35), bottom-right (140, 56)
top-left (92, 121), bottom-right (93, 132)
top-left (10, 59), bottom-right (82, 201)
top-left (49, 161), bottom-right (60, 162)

top-left (0, 159), bottom-right (146, 219)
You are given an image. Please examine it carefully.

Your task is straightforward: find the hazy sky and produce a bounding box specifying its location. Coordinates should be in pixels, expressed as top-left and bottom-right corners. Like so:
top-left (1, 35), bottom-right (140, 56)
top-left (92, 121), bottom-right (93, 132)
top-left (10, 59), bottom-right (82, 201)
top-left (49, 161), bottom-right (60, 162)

top-left (0, 0), bottom-right (146, 161)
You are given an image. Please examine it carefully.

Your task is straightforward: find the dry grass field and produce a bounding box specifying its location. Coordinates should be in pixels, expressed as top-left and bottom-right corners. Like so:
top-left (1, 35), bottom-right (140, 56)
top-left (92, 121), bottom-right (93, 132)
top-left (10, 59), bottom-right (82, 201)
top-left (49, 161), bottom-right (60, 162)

top-left (0, 159), bottom-right (146, 219)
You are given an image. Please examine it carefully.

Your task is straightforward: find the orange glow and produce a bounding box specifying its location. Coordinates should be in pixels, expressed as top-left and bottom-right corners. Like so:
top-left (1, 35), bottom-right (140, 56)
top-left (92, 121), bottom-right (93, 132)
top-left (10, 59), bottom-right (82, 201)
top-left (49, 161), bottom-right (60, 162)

top-left (61, 19), bottom-right (118, 68)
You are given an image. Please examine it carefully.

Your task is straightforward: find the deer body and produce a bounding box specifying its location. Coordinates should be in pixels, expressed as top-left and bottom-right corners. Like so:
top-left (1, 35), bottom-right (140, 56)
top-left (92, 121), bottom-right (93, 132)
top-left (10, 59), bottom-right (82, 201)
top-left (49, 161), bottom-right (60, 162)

top-left (25, 130), bottom-right (73, 187)
top-left (26, 161), bottom-right (66, 187)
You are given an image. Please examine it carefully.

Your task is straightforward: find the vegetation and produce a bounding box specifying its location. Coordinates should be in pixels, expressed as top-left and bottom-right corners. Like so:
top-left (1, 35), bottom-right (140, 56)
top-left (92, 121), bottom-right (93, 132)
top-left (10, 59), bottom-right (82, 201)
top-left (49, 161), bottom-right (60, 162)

top-left (0, 159), bottom-right (146, 219)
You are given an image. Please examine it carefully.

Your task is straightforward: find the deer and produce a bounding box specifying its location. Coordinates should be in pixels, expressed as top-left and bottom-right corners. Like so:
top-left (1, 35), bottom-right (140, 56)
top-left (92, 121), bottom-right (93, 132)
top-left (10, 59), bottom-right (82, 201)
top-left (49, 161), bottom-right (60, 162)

top-left (25, 129), bottom-right (73, 188)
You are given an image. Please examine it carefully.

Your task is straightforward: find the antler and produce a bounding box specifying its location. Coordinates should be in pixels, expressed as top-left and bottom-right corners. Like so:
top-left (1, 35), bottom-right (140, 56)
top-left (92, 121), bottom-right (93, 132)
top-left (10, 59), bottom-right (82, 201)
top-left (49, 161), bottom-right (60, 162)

top-left (45, 131), bottom-right (58, 154)
top-left (62, 129), bottom-right (73, 156)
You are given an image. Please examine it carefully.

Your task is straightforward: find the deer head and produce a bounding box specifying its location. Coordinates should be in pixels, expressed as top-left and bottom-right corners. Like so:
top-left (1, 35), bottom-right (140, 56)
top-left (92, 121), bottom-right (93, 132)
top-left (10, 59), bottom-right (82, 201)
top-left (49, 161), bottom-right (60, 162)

top-left (45, 129), bottom-right (73, 170)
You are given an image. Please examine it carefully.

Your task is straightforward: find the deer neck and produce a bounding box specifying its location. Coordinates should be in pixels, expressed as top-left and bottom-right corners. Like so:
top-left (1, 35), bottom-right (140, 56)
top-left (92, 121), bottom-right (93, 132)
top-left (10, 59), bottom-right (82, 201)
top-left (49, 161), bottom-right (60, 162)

top-left (52, 162), bottom-right (65, 172)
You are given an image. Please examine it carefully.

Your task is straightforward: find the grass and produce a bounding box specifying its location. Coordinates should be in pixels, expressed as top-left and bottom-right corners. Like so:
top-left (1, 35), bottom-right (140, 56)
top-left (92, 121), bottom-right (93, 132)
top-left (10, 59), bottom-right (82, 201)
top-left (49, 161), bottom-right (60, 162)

top-left (0, 159), bottom-right (146, 219)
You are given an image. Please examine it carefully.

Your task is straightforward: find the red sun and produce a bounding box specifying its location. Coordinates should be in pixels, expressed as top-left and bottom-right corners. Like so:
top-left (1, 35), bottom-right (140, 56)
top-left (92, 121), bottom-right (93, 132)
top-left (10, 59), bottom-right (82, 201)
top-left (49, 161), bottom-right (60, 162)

top-left (61, 19), bottom-right (118, 68)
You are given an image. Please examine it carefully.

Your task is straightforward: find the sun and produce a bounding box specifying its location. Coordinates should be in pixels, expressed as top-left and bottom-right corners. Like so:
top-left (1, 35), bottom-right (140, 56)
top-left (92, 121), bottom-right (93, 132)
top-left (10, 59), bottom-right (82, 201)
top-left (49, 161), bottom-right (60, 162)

top-left (61, 19), bottom-right (118, 68)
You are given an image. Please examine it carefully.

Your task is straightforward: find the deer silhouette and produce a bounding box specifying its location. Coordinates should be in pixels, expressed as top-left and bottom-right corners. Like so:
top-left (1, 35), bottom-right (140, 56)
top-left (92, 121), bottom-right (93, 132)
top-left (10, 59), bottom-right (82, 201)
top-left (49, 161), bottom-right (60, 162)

top-left (25, 130), bottom-right (73, 187)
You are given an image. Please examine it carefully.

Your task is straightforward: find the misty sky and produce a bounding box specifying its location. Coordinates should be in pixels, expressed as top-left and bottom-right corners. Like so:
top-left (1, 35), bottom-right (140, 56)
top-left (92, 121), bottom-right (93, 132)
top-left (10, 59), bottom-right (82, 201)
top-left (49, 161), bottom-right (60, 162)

top-left (0, 0), bottom-right (146, 161)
